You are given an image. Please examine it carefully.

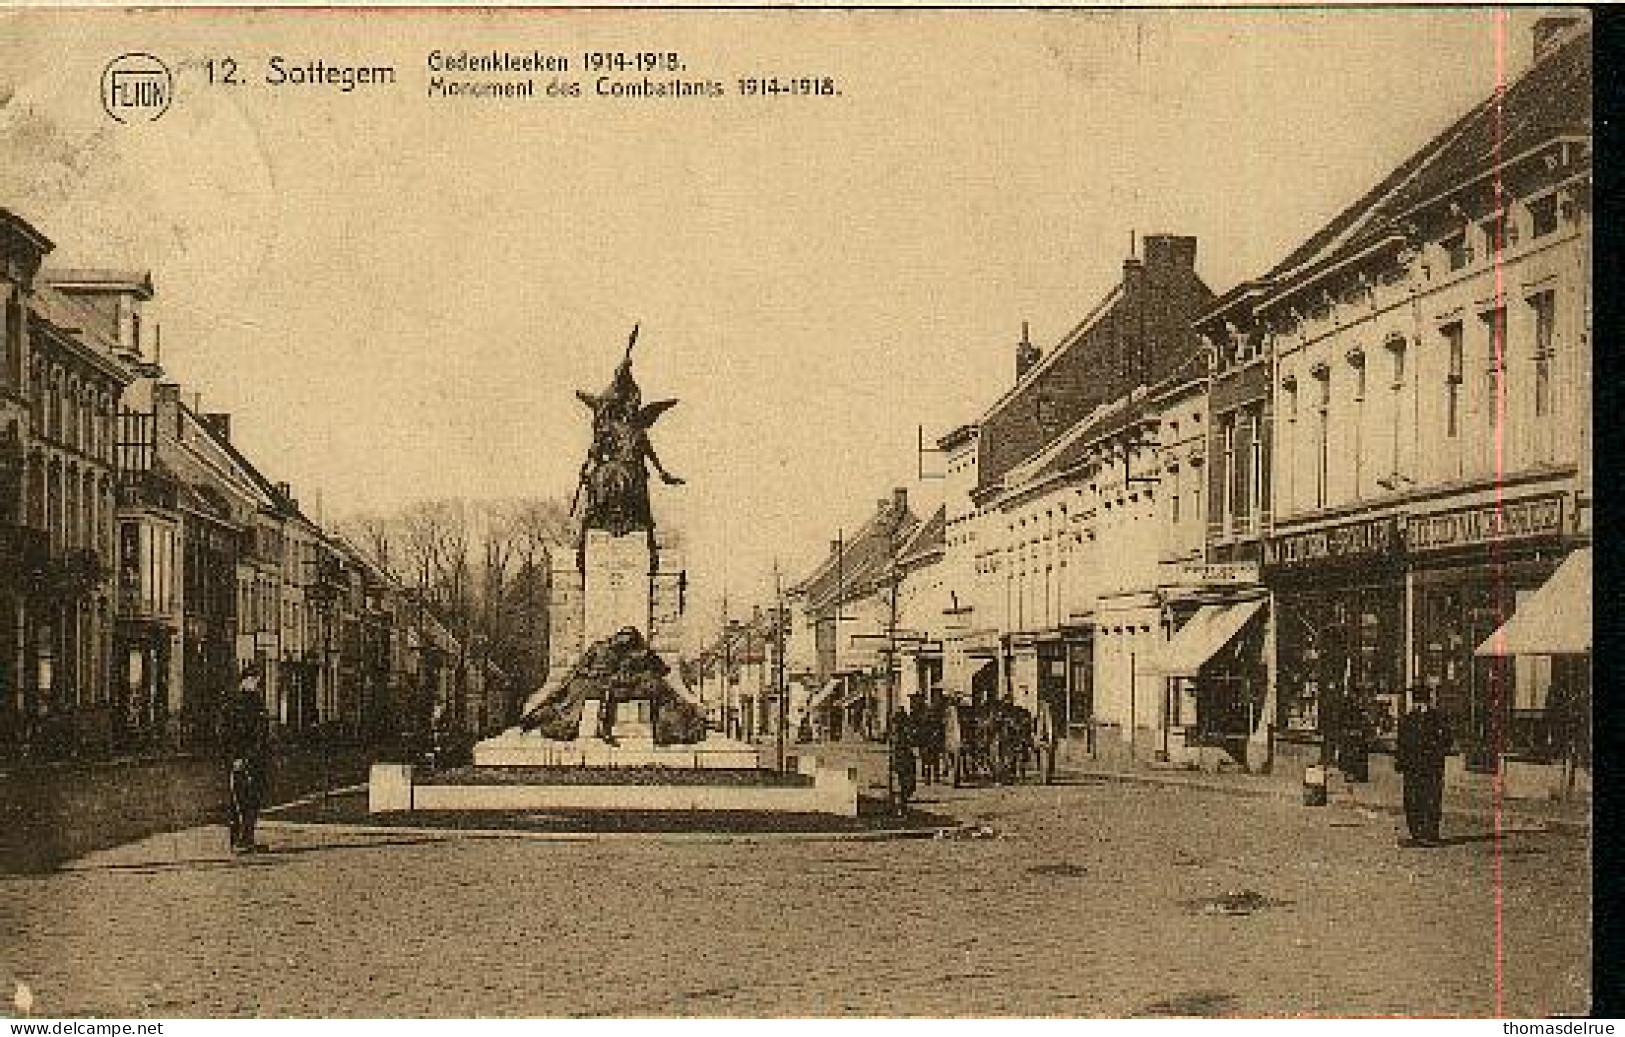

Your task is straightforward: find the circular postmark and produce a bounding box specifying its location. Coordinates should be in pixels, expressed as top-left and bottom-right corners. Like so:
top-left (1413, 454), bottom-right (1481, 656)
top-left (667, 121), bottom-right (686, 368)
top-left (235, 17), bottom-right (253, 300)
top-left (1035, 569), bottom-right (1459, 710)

top-left (101, 53), bottom-right (172, 124)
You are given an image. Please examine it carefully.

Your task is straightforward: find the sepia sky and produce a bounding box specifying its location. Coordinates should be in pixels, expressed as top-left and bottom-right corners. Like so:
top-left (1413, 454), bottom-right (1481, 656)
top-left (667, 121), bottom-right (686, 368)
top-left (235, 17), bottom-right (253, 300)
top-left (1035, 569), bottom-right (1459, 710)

top-left (0, 7), bottom-right (1560, 628)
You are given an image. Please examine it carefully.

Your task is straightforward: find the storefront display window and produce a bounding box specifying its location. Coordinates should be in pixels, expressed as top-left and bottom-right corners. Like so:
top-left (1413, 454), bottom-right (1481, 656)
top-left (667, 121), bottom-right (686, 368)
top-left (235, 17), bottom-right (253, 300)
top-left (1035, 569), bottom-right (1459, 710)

top-left (1413, 558), bottom-right (1563, 764)
top-left (1275, 581), bottom-right (1403, 742)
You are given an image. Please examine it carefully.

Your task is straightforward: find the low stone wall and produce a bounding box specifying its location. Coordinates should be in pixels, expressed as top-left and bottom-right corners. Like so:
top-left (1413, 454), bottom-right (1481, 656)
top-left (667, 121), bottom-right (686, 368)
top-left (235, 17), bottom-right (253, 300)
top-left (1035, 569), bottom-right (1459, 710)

top-left (370, 757), bottom-right (859, 817)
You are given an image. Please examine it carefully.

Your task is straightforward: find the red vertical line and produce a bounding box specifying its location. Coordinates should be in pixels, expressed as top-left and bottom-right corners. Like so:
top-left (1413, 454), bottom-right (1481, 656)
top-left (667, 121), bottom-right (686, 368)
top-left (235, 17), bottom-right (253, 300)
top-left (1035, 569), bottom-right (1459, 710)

top-left (1491, 7), bottom-right (1509, 1018)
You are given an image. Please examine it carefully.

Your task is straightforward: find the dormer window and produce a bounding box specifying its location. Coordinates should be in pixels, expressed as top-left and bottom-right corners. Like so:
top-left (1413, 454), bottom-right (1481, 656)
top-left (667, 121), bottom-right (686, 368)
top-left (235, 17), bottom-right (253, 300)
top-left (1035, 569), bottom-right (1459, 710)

top-left (1480, 214), bottom-right (1506, 260)
top-left (1443, 231), bottom-right (1471, 271)
top-left (1529, 194), bottom-right (1559, 238)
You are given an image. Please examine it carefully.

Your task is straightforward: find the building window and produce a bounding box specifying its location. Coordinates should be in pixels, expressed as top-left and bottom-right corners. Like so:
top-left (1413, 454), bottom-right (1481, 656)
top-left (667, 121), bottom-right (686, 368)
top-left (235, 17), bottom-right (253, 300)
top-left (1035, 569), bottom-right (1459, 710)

top-left (1529, 194), bottom-right (1559, 238)
top-left (1387, 337), bottom-right (1408, 476)
top-left (1480, 214), bottom-right (1505, 261)
top-left (1313, 366), bottom-right (1331, 508)
top-left (1248, 410), bottom-right (1263, 523)
top-left (1443, 322), bottom-right (1464, 438)
top-left (1531, 290), bottom-right (1556, 420)
top-left (1444, 231), bottom-right (1471, 271)
top-left (1482, 306), bottom-right (1507, 430)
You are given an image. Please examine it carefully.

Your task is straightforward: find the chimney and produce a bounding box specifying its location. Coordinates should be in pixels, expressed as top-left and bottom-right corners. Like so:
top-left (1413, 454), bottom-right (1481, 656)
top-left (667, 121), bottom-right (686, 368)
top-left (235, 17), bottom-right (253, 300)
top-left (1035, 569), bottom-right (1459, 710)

top-left (1122, 256), bottom-right (1146, 295)
top-left (891, 487), bottom-right (908, 513)
top-left (153, 382), bottom-right (181, 407)
top-left (201, 413), bottom-right (231, 442)
top-left (1142, 234), bottom-right (1197, 273)
top-left (830, 539), bottom-right (843, 557)
top-left (1015, 321), bottom-right (1041, 380)
top-left (1533, 15), bottom-right (1583, 63)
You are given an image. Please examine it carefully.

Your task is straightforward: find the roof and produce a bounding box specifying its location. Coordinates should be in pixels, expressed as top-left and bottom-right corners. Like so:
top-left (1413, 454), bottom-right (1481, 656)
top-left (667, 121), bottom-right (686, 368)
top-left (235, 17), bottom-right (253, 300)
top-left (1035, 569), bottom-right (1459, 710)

top-left (796, 502), bottom-right (920, 612)
top-left (1262, 25), bottom-right (1590, 292)
top-left (175, 397), bottom-right (309, 523)
top-left (996, 352), bottom-right (1208, 498)
top-left (27, 287), bottom-right (135, 384)
top-left (41, 268), bottom-right (155, 300)
top-left (897, 505), bottom-right (945, 570)
top-left (937, 423), bottom-right (978, 452)
top-left (0, 209), bottom-right (54, 258)
top-left (977, 284), bottom-right (1123, 427)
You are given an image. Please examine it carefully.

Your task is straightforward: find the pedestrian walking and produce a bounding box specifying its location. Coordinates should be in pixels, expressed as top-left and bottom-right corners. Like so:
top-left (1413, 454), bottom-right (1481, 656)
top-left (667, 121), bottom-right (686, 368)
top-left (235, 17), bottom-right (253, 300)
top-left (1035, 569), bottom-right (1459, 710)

top-left (1035, 696), bottom-right (1058, 785)
top-left (889, 707), bottom-right (917, 815)
top-left (1395, 686), bottom-right (1452, 846)
top-left (222, 666), bottom-right (272, 855)
top-left (943, 697), bottom-right (964, 788)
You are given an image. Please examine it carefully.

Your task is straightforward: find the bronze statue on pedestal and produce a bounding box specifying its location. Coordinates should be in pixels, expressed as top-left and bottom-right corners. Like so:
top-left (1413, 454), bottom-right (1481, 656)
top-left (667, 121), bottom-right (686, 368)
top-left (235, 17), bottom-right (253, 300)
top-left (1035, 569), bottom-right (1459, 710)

top-left (571, 325), bottom-right (684, 566)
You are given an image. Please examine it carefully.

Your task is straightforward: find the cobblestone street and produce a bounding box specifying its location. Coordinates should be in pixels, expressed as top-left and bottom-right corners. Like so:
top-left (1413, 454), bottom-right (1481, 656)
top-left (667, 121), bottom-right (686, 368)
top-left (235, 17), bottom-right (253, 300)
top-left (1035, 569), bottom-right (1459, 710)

top-left (0, 761), bottom-right (1589, 1018)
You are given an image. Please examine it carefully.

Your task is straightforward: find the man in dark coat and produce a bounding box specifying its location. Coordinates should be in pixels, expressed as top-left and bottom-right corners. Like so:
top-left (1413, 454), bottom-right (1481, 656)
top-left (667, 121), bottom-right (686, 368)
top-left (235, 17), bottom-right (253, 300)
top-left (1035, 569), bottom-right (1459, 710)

top-left (222, 667), bottom-right (272, 854)
top-left (1395, 686), bottom-right (1452, 846)
top-left (889, 707), bottom-right (917, 815)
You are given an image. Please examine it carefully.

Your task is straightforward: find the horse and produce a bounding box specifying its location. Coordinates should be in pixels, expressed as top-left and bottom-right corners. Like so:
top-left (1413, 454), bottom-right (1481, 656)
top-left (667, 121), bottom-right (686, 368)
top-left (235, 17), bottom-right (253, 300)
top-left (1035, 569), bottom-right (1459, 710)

top-left (946, 699), bottom-right (1037, 785)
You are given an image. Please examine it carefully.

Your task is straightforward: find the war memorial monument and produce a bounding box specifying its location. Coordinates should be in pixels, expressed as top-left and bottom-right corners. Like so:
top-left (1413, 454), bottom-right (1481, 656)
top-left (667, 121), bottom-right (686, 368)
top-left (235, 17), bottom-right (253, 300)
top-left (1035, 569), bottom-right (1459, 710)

top-left (368, 329), bottom-right (858, 816)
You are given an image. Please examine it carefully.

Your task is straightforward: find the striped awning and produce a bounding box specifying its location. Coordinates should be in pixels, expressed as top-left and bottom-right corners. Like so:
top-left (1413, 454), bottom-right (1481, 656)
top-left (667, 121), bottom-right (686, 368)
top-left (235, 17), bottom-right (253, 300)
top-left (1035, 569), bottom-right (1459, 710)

top-left (1152, 599), bottom-right (1267, 678)
top-left (1476, 548), bottom-right (1591, 656)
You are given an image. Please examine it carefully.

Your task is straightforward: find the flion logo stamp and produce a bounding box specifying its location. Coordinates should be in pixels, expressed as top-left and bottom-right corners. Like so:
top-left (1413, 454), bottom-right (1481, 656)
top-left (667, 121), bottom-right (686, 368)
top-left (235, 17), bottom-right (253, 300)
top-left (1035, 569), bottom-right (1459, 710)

top-left (101, 53), bottom-right (172, 123)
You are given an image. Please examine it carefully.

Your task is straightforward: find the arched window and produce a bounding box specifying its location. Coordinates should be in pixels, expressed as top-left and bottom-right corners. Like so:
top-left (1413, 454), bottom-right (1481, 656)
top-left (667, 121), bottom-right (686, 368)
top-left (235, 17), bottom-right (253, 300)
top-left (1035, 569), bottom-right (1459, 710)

top-left (101, 393), bottom-right (115, 462)
top-left (64, 462), bottom-right (80, 549)
top-left (82, 470), bottom-right (96, 555)
top-left (63, 376), bottom-right (78, 449)
top-left (46, 458), bottom-right (62, 548)
top-left (101, 478), bottom-right (115, 550)
top-left (29, 357), bottom-right (44, 424)
top-left (26, 452), bottom-right (44, 528)
top-left (48, 366), bottom-right (62, 440)
top-left (79, 390), bottom-right (93, 456)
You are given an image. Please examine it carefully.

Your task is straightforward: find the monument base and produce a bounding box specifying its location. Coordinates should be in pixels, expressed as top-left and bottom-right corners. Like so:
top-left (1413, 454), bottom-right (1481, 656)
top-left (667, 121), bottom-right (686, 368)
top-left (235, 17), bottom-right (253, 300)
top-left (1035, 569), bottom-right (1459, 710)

top-left (473, 727), bottom-right (762, 769)
top-left (370, 754), bottom-right (860, 817)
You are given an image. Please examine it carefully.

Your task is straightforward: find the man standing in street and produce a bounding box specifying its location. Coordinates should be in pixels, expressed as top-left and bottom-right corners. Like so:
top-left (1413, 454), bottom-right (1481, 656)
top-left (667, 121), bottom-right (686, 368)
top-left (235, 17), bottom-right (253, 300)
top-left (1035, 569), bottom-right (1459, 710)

top-left (888, 706), bottom-right (917, 816)
top-left (222, 665), bottom-right (272, 855)
top-left (1395, 686), bottom-right (1452, 846)
top-left (1035, 695), bottom-right (1059, 785)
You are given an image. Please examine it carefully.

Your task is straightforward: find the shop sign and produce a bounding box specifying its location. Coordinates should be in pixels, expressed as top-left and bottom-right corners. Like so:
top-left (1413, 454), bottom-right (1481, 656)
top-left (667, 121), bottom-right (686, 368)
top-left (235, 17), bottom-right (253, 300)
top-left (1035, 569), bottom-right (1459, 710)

top-left (1160, 560), bottom-right (1260, 586)
top-left (1405, 495), bottom-right (1564, 553)
top-left (1262, 517), bottom-right (1401, 570)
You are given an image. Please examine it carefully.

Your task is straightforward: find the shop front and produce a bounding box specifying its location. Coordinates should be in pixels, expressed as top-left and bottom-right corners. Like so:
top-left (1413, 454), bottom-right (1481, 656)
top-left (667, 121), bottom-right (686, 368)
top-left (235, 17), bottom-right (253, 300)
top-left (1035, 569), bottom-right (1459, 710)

top-left (113, 620), bottom-right (171, 750)
top-left (1406, 492), bottom-right (1577, 774)
top-left (1153, 595), bottom-right (1268, 769)
top-left (1265, 515), bottom-right (1406, 774)
top-left (1005, 633), bottom-right (1041, 716)
top-left (1059, 626), bottom-right (1093, 740)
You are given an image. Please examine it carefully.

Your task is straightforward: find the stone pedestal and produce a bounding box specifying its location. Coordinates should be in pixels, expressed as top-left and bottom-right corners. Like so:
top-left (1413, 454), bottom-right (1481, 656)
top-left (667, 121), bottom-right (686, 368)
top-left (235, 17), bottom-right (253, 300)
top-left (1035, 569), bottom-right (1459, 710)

top-left (583, 530), bottom-right (653, 644)
top-left (578, 698), bottom-right (655, 743)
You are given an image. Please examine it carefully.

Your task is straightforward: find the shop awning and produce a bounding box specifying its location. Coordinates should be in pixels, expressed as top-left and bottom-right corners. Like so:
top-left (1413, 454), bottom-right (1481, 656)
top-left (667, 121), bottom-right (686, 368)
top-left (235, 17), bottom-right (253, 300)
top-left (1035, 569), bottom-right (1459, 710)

top-left (1153, 599), bottom-right (1267, 678)
top-left (805, 678), bottom-right (842, 713)
top-left (840, 682), bottom-right (871, 709)
top-left (1475, 547), bottom-right (1591, 656)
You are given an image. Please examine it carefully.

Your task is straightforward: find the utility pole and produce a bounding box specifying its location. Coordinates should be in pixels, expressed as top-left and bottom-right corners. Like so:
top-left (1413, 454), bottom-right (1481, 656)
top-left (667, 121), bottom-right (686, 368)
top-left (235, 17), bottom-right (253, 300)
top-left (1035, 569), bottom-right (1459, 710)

top-left (832, 529), bottom-right (843, 740)
top-left (884, 505), bottom-right (905, 806)
top-left (720, 589), bottom-right (731, 738)
top-left (774, 560), bottom-right (788, 771)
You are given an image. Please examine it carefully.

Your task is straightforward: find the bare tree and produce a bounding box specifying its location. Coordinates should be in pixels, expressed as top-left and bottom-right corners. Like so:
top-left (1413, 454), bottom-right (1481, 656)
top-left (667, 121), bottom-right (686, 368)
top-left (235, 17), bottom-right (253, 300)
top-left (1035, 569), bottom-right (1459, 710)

top-left (398, 499), bottom-right (470, 620)
top-left (335, 511), bottom-right (398, 578)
